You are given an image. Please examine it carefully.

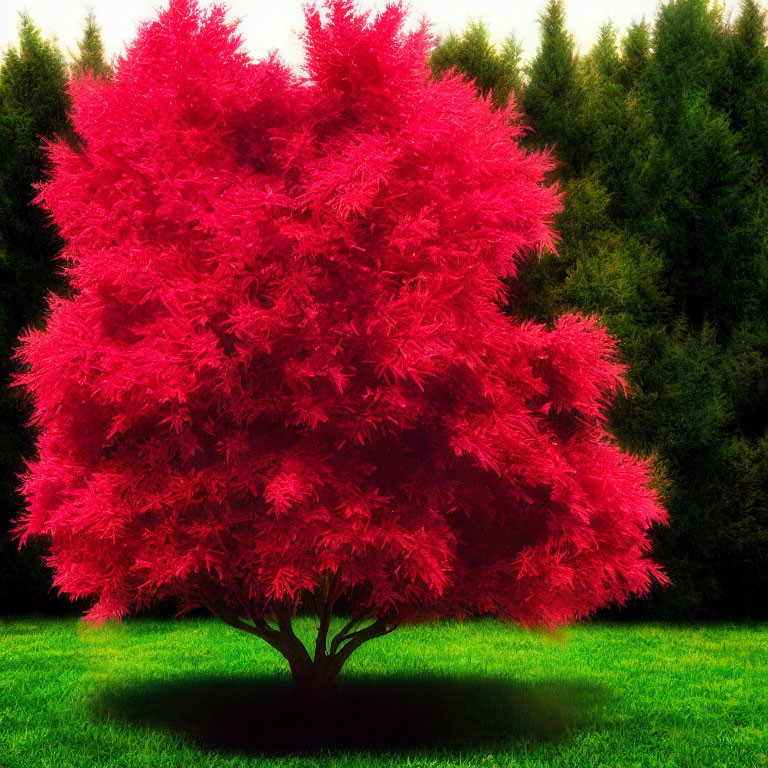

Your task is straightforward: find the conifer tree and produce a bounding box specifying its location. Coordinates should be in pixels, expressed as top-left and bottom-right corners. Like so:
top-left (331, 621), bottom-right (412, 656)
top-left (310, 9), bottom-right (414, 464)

top-left (713, 0), bottom-right (768, 168)
top-left (0, 14), bottom-right (72, 612)
top-left (523, 0), bottom-right (585, 173)
top-left (71, 9), bottom-right (112, 79)
top-left (620, 20), bottom-right (652, 91)
top-left (646, 0), bottom-right (720, 113)
top-left (430, 21), bottom-right (523, 109)
top-left (661, 100), bottom-right (762, 329)
top-left (602, 21), bottom-right (664, 223)
top-left (500, 35), bottom-right (525, 97)
top-left (639, 0), bottom-right (763, 331)
top-left (578, 25), bottom-right (628, 178)
top-left (590, 23), bottom-right (622, 83)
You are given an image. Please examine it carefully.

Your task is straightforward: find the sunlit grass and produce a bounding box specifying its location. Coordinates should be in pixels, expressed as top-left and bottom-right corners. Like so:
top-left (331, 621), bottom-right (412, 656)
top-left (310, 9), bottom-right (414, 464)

top-left (1, 618), bottom-right (766, 767)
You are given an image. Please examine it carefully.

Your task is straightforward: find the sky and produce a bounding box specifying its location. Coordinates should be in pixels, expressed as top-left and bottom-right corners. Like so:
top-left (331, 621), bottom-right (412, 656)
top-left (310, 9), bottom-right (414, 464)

top-left (0, 0), bottom-right (744, 69)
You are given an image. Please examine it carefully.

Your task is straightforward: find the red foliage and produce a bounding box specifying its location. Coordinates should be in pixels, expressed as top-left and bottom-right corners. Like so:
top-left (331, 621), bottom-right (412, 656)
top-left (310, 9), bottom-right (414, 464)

top-left (13, 0), bottom-right (666, 628)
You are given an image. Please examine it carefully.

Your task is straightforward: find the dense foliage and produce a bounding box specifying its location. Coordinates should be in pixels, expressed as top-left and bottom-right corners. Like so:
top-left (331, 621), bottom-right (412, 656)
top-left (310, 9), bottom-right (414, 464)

top-left (433, 0), bottom-right (768, 619)
top-left (430, 21), bottom-right (523, 110)
top-left (71, 10), bottom-right (113, 80)
top-left (0, 14), bottom-right (73, 613)
top-left (11, 0), bottom-right (665, 693)
top-left (3, 0), bottom-right (767, 623)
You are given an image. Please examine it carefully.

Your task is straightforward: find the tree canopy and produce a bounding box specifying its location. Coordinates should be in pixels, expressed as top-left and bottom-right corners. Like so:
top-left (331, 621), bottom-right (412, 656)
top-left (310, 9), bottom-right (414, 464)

top-left (13, 0), bottom-right (665, 695)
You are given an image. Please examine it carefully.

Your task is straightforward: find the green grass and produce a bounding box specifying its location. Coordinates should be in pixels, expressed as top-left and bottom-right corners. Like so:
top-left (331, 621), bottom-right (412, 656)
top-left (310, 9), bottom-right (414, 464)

top-left (1, 618), bottom-right (766, 767)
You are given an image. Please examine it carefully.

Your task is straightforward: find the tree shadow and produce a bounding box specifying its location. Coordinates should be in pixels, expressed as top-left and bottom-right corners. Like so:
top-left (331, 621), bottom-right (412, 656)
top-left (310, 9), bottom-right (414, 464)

top-left (91, 672), bottom-right (613, 755)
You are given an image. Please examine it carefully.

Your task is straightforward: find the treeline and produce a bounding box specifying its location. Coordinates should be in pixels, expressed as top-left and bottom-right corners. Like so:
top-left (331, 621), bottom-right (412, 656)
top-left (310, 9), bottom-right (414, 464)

top-left (1, 1), bottom-right (766, 619)
top-left (433, 0), bottom-right (768, 619)
top-left (0, 12), bottom-right (111, 613)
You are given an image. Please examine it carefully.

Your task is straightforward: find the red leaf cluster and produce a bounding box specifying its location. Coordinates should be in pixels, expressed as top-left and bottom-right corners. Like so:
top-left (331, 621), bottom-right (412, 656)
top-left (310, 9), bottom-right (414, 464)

top-left (13, 0), bottom-right (666, 626)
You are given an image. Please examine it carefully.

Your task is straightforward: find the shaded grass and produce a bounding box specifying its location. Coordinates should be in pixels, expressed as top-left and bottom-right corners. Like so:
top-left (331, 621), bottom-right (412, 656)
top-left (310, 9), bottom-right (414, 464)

top-left (1, 618), bottom-right (767, 767)
top-left (92, 673), bottom-right (609, 753)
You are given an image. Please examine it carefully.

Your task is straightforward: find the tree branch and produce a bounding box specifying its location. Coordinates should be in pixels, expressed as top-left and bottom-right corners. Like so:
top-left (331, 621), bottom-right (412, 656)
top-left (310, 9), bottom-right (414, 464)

top-left (313, 573), bottom-right (336, 660)
top-left (203, 600), bottom-right (264, 637)
top-left (329, 615), bottom-right (364, 655)
top-left (203, 599), bottom-right (313, 672)
top-left (332, 618), bottom-right (398, 665)
top-left (276, 605), bottom-right (297, 637)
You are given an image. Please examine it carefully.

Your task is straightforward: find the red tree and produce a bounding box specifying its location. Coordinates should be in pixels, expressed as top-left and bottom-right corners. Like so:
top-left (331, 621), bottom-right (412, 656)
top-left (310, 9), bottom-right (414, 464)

top-left (14, 0), bottom-right (666, 698)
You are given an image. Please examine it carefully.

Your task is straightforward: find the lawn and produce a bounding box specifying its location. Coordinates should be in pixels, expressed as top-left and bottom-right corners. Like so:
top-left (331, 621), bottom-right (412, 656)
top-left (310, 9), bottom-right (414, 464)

top-left (0, 618), bottom-right (766, 768)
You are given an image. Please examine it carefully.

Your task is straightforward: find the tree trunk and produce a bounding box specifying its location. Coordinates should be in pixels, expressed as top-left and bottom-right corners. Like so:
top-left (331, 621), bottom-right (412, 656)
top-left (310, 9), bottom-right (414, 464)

top-left (201, 586), bottom-right (396, 706)
top-left (290, 654), bottom-right (344, 705)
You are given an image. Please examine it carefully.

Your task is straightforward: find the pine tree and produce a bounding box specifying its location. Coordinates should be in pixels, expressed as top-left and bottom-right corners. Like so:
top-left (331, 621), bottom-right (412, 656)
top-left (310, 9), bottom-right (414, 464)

top-left (522, 0), bottom-right (585, 174)
top-left (590, 23), bottom-right (622, 83)
top-left (644, 0), bottom-right (721, 125)
top-left (500, 35), bottom-right (525, 99)
top-left (712, 0), bottom-right (768, 168)
top-left (637, 0), bottom-right (763, 332)
top-left (430, 21), bottom-right (523, 110)
top-left (620, 20), bottom-right (652, 91)
top-left (71, 9), bottom-right (112, 79)
top-left (578, 25), bottom-right (628, 178)
top-left (663, 100), bottom-right (762, 330)
top-left (0, 15), bottom-right (72, 613)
